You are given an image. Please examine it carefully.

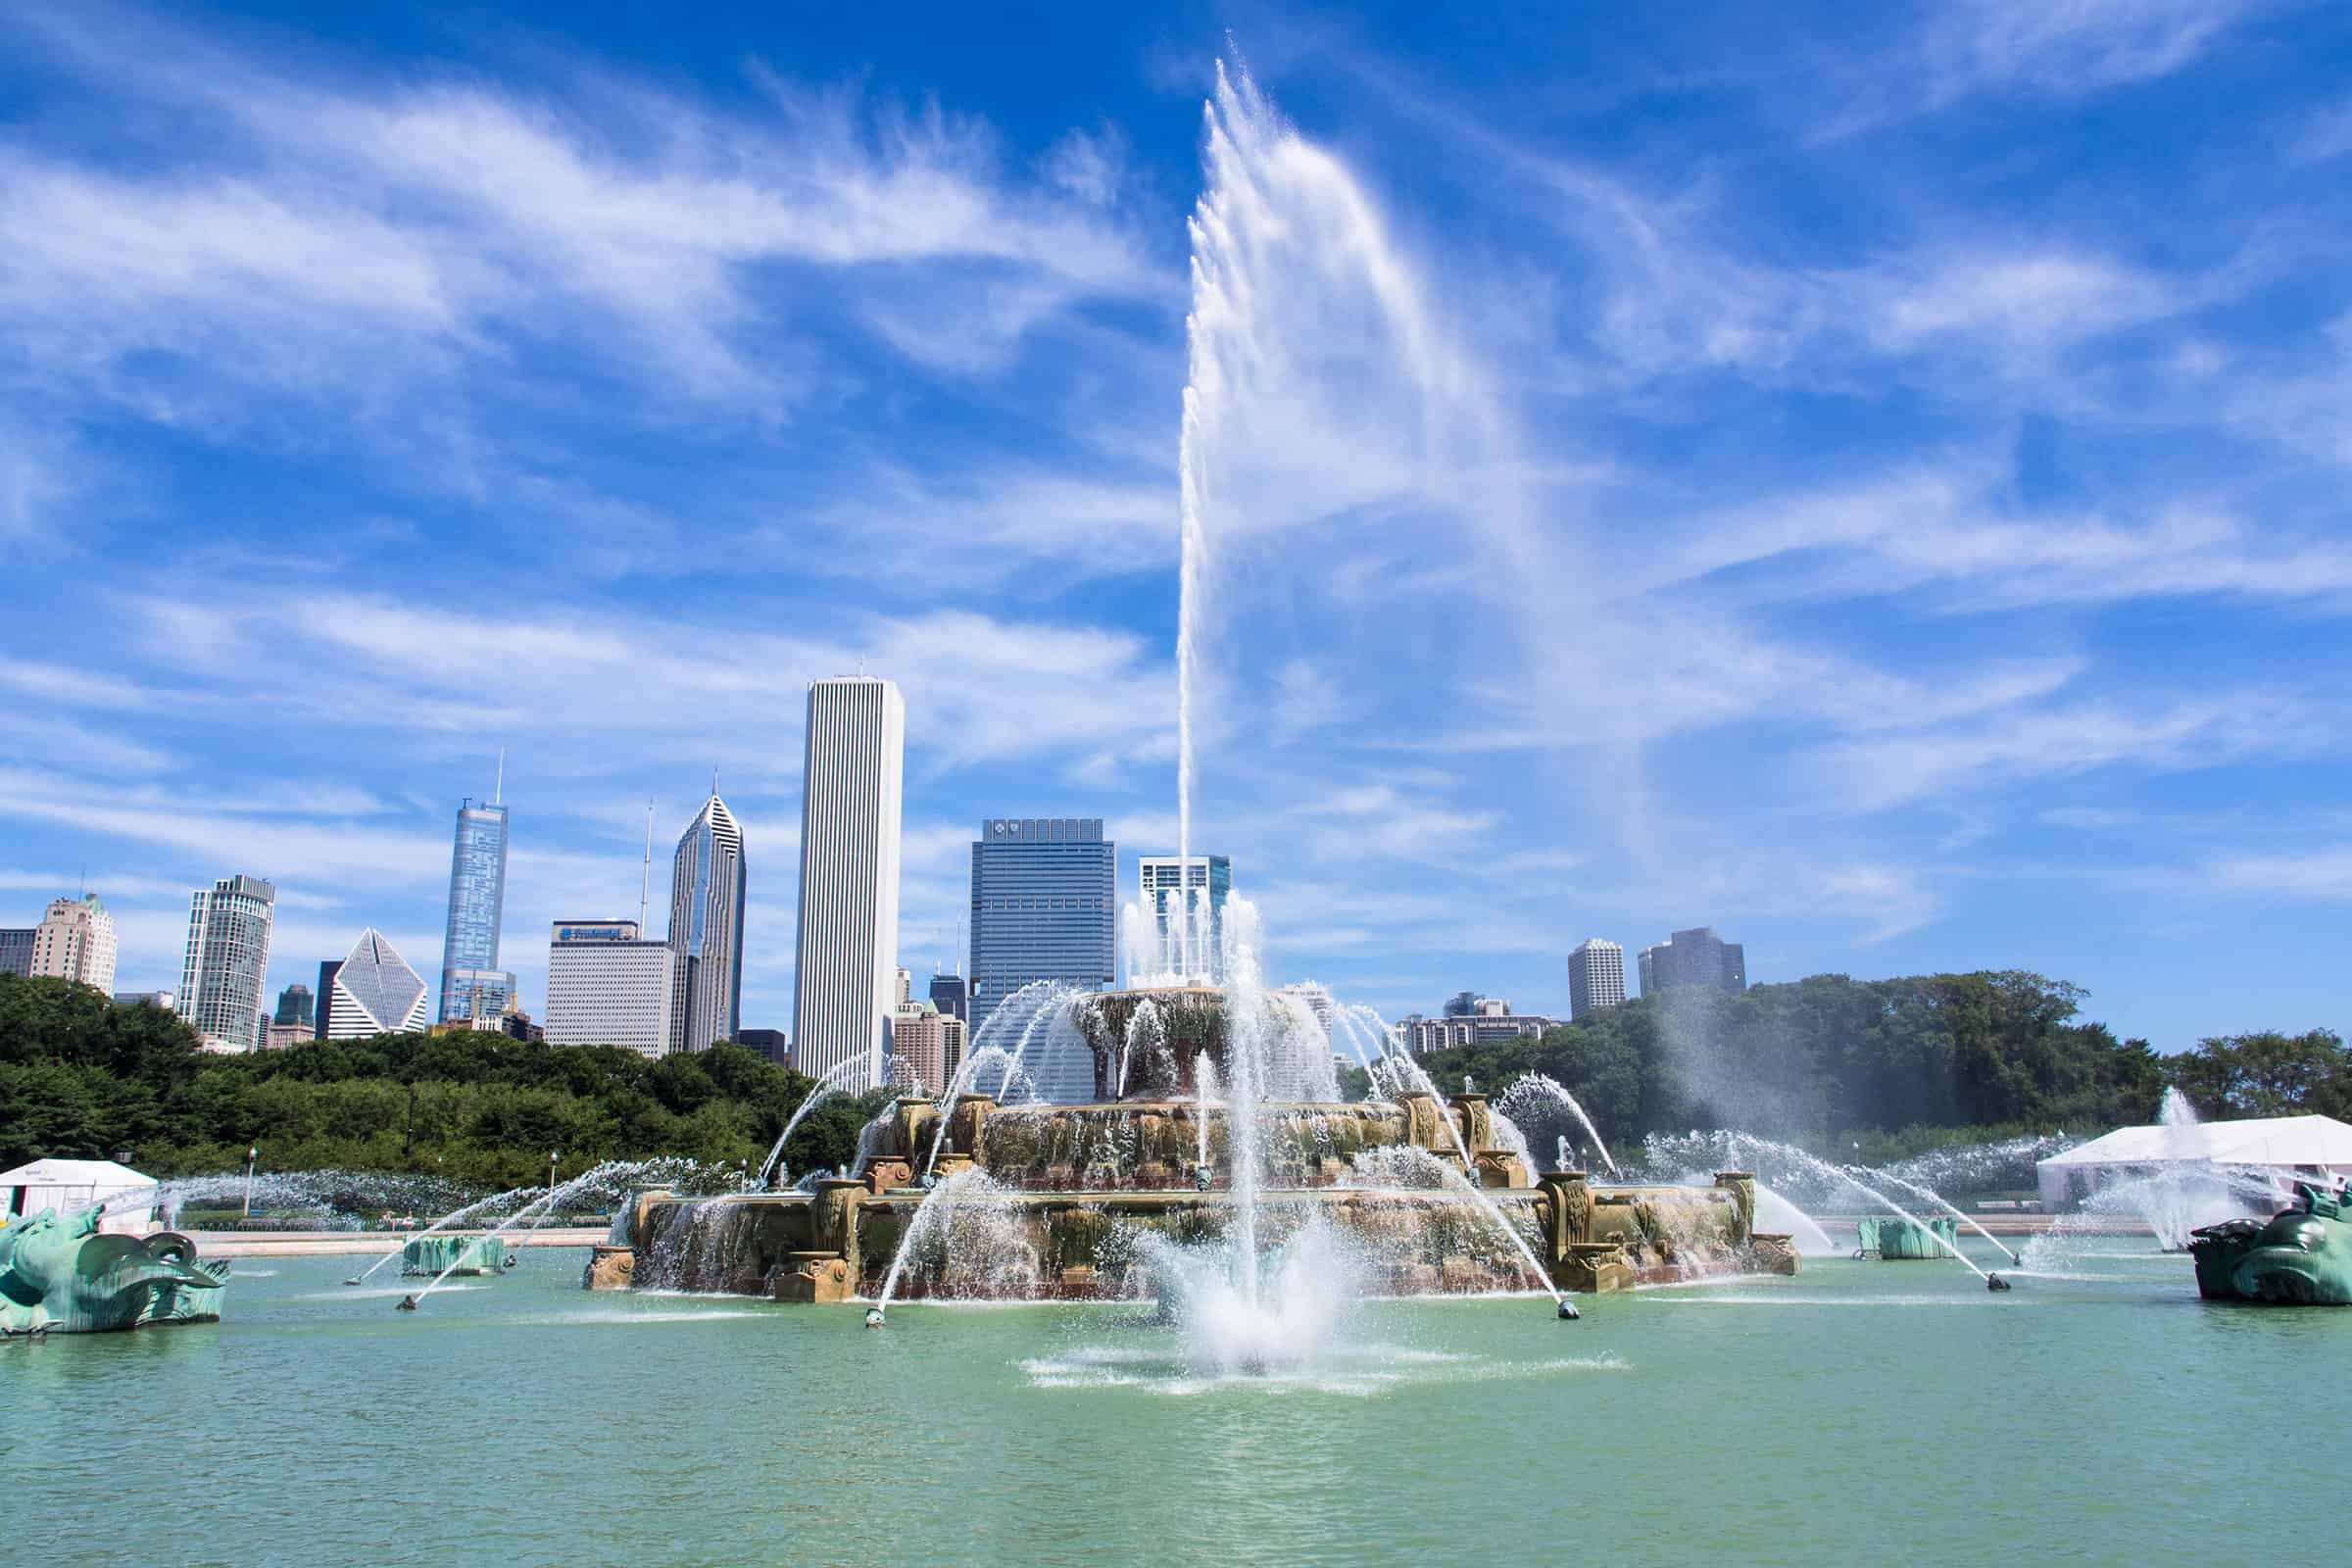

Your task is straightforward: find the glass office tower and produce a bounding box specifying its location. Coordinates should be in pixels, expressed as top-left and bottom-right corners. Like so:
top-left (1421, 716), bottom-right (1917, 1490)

top-left (438, 797), bottom-right (512, 1024)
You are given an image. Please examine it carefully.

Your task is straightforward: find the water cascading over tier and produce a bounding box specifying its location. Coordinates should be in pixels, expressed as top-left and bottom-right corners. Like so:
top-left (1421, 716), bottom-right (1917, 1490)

top-left (593, 985), bottom-right (1797, 1304)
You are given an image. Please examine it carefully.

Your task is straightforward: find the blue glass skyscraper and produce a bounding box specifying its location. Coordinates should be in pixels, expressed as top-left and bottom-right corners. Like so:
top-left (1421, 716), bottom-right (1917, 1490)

top-left (438, 796), bottom-right (513, 1024)
top-left (967, 818), bottom-right (1116, 1064)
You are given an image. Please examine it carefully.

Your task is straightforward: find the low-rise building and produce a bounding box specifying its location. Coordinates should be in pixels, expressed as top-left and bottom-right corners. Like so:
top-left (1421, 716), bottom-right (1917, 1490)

top-left (1396, 996), bottom-right (1562, 1054)
top-left (273, 982), bottom-right (315, 1030)
top-left (887, 1001), bottom-right (965, 1096)
top-left (739, 1028), bottom-right (792, 1067)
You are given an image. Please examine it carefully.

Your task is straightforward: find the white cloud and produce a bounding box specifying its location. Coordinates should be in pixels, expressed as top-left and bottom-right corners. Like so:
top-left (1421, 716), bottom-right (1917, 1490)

top-left (1916, 0), bottom-right (2257, 100)
top-left (1838, 249), bottom-right (2182, 358)
top-left (2209, 847), bottom-right (2352, 901)
top-left (1812, 692), bottom-right (2320, 810)
top-left (2, 9), bottom-right (1165, 421)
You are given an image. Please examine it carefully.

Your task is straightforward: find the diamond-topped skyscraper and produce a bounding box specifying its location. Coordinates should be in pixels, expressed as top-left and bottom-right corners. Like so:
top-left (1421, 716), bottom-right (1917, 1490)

top-left (793, 676), bottom-right (904, 1088)
top-left (438, 784), bottom-right (513, 1025)
top-left (325, 928), bottom-right (431, 1037)
top-left (666, 794), bottom-right (747, 1054)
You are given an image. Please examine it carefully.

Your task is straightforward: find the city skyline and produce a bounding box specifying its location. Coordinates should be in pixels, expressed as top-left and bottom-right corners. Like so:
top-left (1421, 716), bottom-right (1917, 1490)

top-left (4, 7), bottom-right (2351, 1054)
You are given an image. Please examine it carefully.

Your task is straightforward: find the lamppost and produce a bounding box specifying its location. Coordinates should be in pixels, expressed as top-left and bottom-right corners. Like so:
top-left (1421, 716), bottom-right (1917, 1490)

top-left (548, 1150), bottom-right (560, 1195)
top-left (242, 1146), bottom-right (259, 1218)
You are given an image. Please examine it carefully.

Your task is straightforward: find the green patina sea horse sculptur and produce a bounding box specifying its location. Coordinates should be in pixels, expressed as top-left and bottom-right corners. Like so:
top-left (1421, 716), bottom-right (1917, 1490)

top-left (0, 1202), bottom-right (231, 1335)
top-left (2189, 1181), bottom-right (2352, 1305)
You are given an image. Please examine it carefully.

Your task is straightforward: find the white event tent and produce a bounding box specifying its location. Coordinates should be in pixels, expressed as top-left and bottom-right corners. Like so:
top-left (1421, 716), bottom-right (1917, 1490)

top-left (0, 1157), bottom-right (163, 1235)
top-left (2035, 1114), bottom-right (2352, 1210)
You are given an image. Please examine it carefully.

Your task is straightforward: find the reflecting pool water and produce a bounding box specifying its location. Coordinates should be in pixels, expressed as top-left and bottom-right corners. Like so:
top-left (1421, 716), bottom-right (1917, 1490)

top-left (11, 1242), bottom-right (2346, 1567)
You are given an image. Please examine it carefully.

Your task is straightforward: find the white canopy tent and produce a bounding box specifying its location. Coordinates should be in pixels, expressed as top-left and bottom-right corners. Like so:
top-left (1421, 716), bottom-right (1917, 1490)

top-left (2036, 1114), bottom-right (2352, 1210)
top-left (0, 1157), bottom-right (163, 1235)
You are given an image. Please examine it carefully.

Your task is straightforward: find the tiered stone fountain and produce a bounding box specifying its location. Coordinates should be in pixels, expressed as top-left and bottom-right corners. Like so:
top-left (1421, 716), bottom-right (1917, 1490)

top-left (589, 986), bottom-right (1797, 1303)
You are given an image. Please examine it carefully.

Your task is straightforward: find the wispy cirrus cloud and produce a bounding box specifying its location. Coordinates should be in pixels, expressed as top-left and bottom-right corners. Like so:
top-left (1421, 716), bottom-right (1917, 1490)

top-left (2, 6), bottom-right (1167, 426)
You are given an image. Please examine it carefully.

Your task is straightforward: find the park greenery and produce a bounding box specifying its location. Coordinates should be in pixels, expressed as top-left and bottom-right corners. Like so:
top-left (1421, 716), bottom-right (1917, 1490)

top-left (0, 974), bottom-right (882, 1187)
top-left (4, 970), bottom-right (2341, 1188)
top-left (1356, 970), bottom-right (2344, 1167)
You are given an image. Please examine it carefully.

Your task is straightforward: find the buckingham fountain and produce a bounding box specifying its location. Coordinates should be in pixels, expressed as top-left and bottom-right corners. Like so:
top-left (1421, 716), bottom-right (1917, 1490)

top-left (591, 951), bottom-right (1799, 1312)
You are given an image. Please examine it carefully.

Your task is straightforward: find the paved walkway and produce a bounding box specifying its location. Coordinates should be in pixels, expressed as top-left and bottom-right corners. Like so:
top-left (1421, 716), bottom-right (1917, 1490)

top-left (182, 1227), bottom-right (608, 1256)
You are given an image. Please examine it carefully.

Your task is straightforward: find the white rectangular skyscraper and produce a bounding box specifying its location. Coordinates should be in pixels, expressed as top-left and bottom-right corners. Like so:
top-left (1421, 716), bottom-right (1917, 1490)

top-left (1567, 938), bottom-right (1626, 1020)
top-left (547, 919), bottom-right (674, 1058)
top-left (793, 676), bottom-right (904, 1088)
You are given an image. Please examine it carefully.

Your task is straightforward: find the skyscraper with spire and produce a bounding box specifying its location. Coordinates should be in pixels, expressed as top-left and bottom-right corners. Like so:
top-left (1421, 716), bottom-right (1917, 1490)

top-left (666, 792), bottom-right (747, 1054)
top-left (438, 760), bottom-right (513, 1025)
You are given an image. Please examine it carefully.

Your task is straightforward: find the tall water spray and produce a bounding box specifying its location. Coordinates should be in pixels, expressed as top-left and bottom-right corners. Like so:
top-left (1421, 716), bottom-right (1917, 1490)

top-left (1177, 56), bottom-right (1480, 959)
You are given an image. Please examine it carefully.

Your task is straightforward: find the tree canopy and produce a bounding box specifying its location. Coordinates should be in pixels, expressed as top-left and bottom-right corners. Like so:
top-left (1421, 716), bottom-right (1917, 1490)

top-left (1377, 970), bottom-right (2172, 1153)
top-left (2160, 1030), bottom-right (2352, 1120)
top-left (0, 974), bottom-right (876, 1186)
top-left (6, 970), bottom-right (2338, 1186)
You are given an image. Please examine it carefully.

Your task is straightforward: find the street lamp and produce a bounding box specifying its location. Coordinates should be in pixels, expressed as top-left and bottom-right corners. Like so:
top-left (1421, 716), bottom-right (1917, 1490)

top-left (242, 1146), bottom-right (259, 1218)
top-left (548, 1150), bottom-right (560, 1195)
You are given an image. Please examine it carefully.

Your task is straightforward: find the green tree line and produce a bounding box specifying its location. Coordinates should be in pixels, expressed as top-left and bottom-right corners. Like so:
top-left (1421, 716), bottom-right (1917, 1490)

top-left (0, 974), bottom-right (881, 1186)
top-left (8, 972), bottom-right (2339, 1185)
top-left (2161, 1029), bottom-right (2352, 1120)
top-left (1365, 970), bottom-right (2272, 1160)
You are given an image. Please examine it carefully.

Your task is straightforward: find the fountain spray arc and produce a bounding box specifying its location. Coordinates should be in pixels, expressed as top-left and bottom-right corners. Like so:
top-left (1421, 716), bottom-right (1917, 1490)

top-left (403, 1159), bottom-right (693, 1310)
top-left (348, 1184), bottom-right (536, 1286)
top-left (756, 1056), bottom-right (875, 1189)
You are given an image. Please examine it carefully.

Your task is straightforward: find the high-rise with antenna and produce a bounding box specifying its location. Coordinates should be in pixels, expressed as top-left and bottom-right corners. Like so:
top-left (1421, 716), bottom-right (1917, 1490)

top-left (438, 762), bottom-right (514, 1026)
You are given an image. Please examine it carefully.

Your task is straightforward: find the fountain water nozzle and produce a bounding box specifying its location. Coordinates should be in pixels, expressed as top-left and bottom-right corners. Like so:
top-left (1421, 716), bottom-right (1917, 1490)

top-left (1985, 1272), bottom-right (2012, 1293)
top-left (396, 1296), bottom-right (417, 1312)
top-left (1557, 1299), bottom-right (1580, 1320)
top-left (1194, 1164), bottom-right (1213, 1193)
top-left (864, 1307), bottom-right (886, 1328)
top-left (342, 1276), bottom-right (361, 1286)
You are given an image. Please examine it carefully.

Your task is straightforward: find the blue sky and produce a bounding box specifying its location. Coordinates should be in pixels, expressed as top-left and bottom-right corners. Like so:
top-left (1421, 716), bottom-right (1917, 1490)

top-left (3, 1), bottom-right (2349, 1051)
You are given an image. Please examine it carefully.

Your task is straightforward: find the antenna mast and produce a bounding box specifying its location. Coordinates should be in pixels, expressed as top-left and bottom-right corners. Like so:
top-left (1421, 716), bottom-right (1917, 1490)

top-left (495, 748), bottom-right (505, 807)
top-left (639, 798), bottom-right (654, 932)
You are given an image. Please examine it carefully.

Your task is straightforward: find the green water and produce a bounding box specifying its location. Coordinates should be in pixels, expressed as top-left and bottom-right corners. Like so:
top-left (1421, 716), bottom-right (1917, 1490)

top-left (11, 1240), bottom-right (2347, 1567)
